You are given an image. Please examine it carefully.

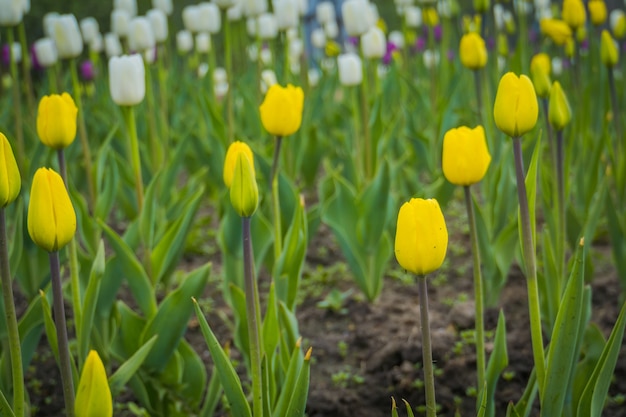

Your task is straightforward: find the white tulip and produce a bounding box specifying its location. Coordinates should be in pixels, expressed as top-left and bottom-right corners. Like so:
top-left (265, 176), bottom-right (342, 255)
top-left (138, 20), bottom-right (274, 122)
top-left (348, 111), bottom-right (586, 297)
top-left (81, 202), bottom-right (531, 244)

top-left (493, 4), bottom-right (504, 30)
top-left (260, 47), bottom-right (272, 64)
top-left (275, 0), bottom-right (298, 30)
top-left (52, 14), bottom-right (83, 59)
top-left (22, 0), bottom-right (29, 13)
top-left (80, 17), bottom-right (100, 44)
top-left (289, 38), bottom-right (303, 58)
top-left (297, 0), bottom-right (307, 16)
top-left (388, 31), bottom-right (404, 49)
top-left (247, 44), bottom-right (259, 61)
top-left (308, 67), bottom-right (320, 87)
top-left (338, 53), bottom-right (363, 86)
top-left (43, 12), bottom-right (59, 37)
top-left (198, 3), bottom-right (221, 34)
top-left (246, 17), bottom-right (257, 36)
top-left (342, 0), bottom-right (372, 37)
top-left (152, 0), bottom-right (173, 15)
top-left (437, 0), bottom-right (452, 19)
top-left (90, 33), bottom-right (104, 53)
top-left (114, 0), bottom-right (137, 17)
top-left (111, 9), bottom-right (131, 38)
top-left (290, 60), bottom-right (301, 74)
top-left (260, 68), bottom-right (277, 93)
top-left (311, 28), bottom-right (326, 48)
top-left (213, 67), bottom-right (228, 84)
top-left (325, 21), bottom-right (339, 39)
top-left (361, 26), bottom-right (385, 59)
top-left (109, 54), bottom-right (145, 106)
top-left (105, 32), bottom-right (123, 57)
top-left (422, 49), bottom-right (439, 69)
top-left (228, 4), bottom-right (244, 20)
top-left (147, 9), bottom-right (168, 42)
top-left (198, 62), bottom-right (209, 78)
top-left (196, 33), bottom-right (211, 53)
top-left (7, 43), bottom-right (21, 63)
top-left (497, 56), bottom-right (506, 72)
top-left (176, 30), bottom-right (194, 53)
top-left (316, 2), bottom-right (335, 24)
top-left (405, 6), bottom-right (422, 28)
top-left (183, 5), bottom-right (202, 32)
top-left (366, 4), bottom-right (379, 27)
top-left (213, 0), bottom-right (236, 8)
top-left (610, 10), bottom-right (625, 34)
top-left (34, 38), bottom-right (58, 67)
top-left (0, 0), bottom-right (23, 26)
top-left (128, 17), bottom-right (155, 52)
top-left (551, 57), bottom-right (563, 76)
top-left (257, 13), bottom-right (278, 39)
top-left (214, 82), bottom-right (229, 98)
top-left (144, 47), bottom-right (156, 63)
top-left (243, 0), bottom-right (268, 16)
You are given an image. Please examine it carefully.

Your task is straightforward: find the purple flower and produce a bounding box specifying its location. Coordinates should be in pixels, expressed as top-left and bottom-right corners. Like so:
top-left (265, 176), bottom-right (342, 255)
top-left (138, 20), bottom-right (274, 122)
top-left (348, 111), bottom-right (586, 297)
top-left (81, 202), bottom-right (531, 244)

top-left (446, 49), bottom-right (455, 62)
top-left (1, 44), bottom-right (10, 67)
top-left (580, 39), bottom-right (589, 51)
top-left (348, 36), bottom-right (359, 47)
top-left (79, 60), bottom-right (96, 82)
top-left (383, 42), bottom-right (398, 65)
top-left (528, 28), bottom-right (539, 44)
top-left (486, 37), bottom-right (496, 51)
top-left (30, 44), bottom-right (44, 72)
top-left (414, 36), bottom-right (427, 53)
top-left (433, 25), bottom-right (442, 43)
top-left (563, 58), bottom-right (572, 70)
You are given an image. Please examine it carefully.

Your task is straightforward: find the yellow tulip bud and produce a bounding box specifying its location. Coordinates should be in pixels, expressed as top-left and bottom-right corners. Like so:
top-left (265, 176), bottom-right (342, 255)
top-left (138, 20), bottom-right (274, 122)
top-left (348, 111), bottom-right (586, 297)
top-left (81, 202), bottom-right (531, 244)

top-left (230, 151), bottom-right (258, 218)
top-left (540, 18), bottom-right (572, 46)
top-left (562, 0), bottom-right (586, 29)
top-left (36, 93), bottom-right (78, 150)
top-left (530, 53), bottom-right (552, 98)
top-left (459, 32), bottom-right (487, 70)
top-left (27, 168), bottom-right (76, 252)
top-left (259, 84), bottom-right (304, 137)
top-left (223, 141), bottom-right (254, 188)
top-left (548, 81), bottom-right (571, 131)
top-left (497, 33), bottom-right (509, 57)
top-left (493, 72), bottom-right (539, 138)
top-left (473, 0), bottom-right (490, 14)
top-left (0, 133), bottom-right (21, 207)
top-left (423, 8), bottom-right (439, 27)
top-left (612, 11), bottom-right (626, 39)
top-left (394, 198), bottom-right (448, 276)
top-left (588, 0), bottom-right (607, 26)
top-left (75, 350), bottom-right (113, 417)
top-left (565, 37), bottom-right (575, 58)
top-left (601, 29), bottom-right (619, 67)
top-left (442, 126), bottom-right (491, 186)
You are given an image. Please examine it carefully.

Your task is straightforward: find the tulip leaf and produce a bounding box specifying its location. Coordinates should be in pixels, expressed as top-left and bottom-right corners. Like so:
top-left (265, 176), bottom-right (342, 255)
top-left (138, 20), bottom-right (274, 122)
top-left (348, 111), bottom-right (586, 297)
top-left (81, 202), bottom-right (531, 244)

top-left (263, 283), bottom-right (280, 359)
top-left (606, 192), bottom-right (626, 292)
top-left (199, 365), bottom-right (222, 417)
top-left (8, 200), bottom-right (23, 277)
top-left (285, 348), bottom-right (312, 417)
top-left (108, 334), bottom-right (158, 396)
top-left (139, 172), bottom-right (161, 252)
top-left (39, 290), bottom-right (59, 365)
top-left (273, 341), bottom-right (304, 417)
top-left (401, 399), bottom-right (415, 417)
top-left (94, 131), bottom-right (120, 222)
top-left (356, 161), bottom-right (391, 252)
top-left (177, 339), bottom-right (208, 407)
top-left (140, 263), bottom-right (211, 372)
top-left (78, 240), bottom-right (106, 366)
top-left (391, 398), bottom-right (399, 417)
top-left (572, 323), bottom-right (605, 417)
top-left (230, 283), bottom-right (250, 364)
top-left (480, 310), bottom-right (508, 417)
top-left (0, 389), bottom-right (15, 417)
top-left (193, 298), bottom-right (252, 417)
top-left (111, 301), bottom-right (146, 359)
top-left (518, 135), bottom-right (541, 267)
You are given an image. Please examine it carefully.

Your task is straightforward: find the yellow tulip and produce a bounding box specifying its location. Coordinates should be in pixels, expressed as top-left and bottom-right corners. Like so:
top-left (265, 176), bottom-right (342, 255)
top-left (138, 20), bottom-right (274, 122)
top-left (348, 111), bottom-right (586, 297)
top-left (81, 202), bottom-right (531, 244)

top-left (0, 133), bottom-right (21, 208)
top-left (565, 37), bottom-right (575, 58)
top-left (442, 126), bottom-right (491, 186)
top-left (259, 84), bottom-right (304, 137)
top-left (548, 81), bottom-right (571, 131)
top-left (473, 0), bottom-right (490, 14)
top-left (459, 32), bottom-right (487, 70)
top-left (493, 72), bottom-right (539, 138)
top-left (223, 141), bottom-right (254, 188)
top-left (325, 40), bottom-right (341, 57)
top-left (395, 198), bottom-right (448, 276)
top-left (601, 30), bottom-right (619, 67)
top-left (530, 53), bottom-right (552, 98)
top-left (27, 168), bottom-right (76, 252)
top-left (423, 8), bottom-right (439, 27)
top-left (613, 12), bottom-right (626, 39)
top-left (75, 350), bottom-right (113, 417)
top-left (540, 18), bottom-right (572, 46)
top-left (230, 151), bottom-right (258, 218)
top-left (588, 0), bottom-right (607, 26)
top-left (562, 0), bottom-right (586, 29)
top-left (36, 93), bottom-right (78, 149)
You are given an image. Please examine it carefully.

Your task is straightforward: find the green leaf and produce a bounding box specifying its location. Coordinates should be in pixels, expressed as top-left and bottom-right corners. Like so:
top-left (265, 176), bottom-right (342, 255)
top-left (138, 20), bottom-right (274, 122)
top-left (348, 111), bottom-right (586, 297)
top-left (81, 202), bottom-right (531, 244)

top-left (285, 348), bottom-right (312, 417)
top-left (140, 263), bottom-right (211, 372)
top-left (356, 162), bottom-right (391, 252)
top-left (0, 389), bottom-right (16, 417)
top-left (480, 310), bottom-right (508, 417)
top-left (263, 283), bottom-right (280, 358)
top-left (572, 323), bottom-right (605, 417)
top-left (39, 290), bottom-right (59, 365)
top-left (8, 199), bottom-right (23, 277)
top-left (139, 172), bottom-right (161, 251)
top-left (78, 240), bottom-right (106, 365)
top-left (272, 340), bottom-right (304, 417)
top-left (199, 365), bottom-right (222, 417)
top-left (178, 339), bottom-right (208, 407)
top-left (518, 135), bottom-right (541, 265)
top-left (401, 399), bottom-right (415, 417)
top-left (108, 335), bottom-right (158, 396)
top-left (193, 299), bottom-right (252, 417)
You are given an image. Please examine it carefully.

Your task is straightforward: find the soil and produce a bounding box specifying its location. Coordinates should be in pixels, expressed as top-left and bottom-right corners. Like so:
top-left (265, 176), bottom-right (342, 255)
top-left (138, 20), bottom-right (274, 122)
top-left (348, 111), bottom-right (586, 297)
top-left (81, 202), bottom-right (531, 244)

top-left (20, 222), bottom-right (626, 417)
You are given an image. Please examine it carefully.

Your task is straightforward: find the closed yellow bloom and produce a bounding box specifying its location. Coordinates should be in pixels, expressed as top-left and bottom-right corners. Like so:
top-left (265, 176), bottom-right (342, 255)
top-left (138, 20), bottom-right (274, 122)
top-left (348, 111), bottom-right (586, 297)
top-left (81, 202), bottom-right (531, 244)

top-left (540, 18), bottom-right (572, 46)
top-left (325, 40), bottom-right (341, 57)
top-left (613, 12), bottom-right (626, 39)
top-left (460, 32), bottom-right (487, 70)
top-left (36, 93), bottom-right (78, 149)
top-left (565, 37), bottom-right (575, 58)
top-left (27, 168), bottom-right (76, 252)
top-left (530, 53), bottom-right (552, 98)
top-left (223, 141), bottom-right (254, 188)
top-left (601, 30), bottom-right (619, 67)
top-left (562, 0), bottom-right (586, 29)
top-left (230, 151), bottom-right (258, 218)
top-left (395, 198), bottom-right (448, 276)
top-left (548, 81), bottom-right (571, 131)
top-left (588, 0), bottom-right (607, 26)
top-left (0, 133), bottom-right (21, 207)
top-left (259, 84), bottom-right (304, 137)
top-left (493, 72), bottom-right (539, 138)
top-left (423, 8), bottom-right (439, 27)
top-left (442, 126), bottom-right (491, 186)
top-left (75, 350), bottom-right (113, 417)
top-left (473, 0), bottom-right (490, 14)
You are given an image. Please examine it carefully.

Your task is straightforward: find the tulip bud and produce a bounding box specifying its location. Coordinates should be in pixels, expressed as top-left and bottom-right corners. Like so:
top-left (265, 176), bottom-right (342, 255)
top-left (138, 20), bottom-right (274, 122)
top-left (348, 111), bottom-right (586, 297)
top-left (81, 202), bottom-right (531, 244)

top-left (198, 3), bottom-right (221, 34)
top-left (395, 198), bottom-right (448, 276)
top-left (0, 133), bottom-right (21, 208)
top-left (494, 72), bottom-right (538, 138)
top-left (562, 0), bottom-right (586, 29)
top-left (530, 53), bottom-right (551, 98)
top-left (37, 93), bottom-right (78, 150)
top-left (338, 53), bottom-right (363, 86)
top-left (52, 14), bottom-right (84, 59)
top-left (243, 0), bottom-right (268, 17)
top-left (459, 32), bottom-right (487, 70)
top-left (548, 81), bottom-right (571, 131)
top-left (227, 4), bottom-right (243, 21)
top-left (176, 30), bottom-right (193, 54)
top-left (311, 28), bottom-right (326, 49)
top-left (405, 6), bottom-right (422, 28)
top-left (316, 2), bottom-right (335, 24)
top-left (111, 9), bottom-right (131, 38)
top-left (128, 17), bottom-right (156, 53)
top-left (43, 12), bottom-right (60, 37)
top-left (601, 29), bottom-right (619, 67)
top-left (147, 9), bottom-right (168, 43)
top-left (28, 168), bottom-right (76, 252)
top-left (610, 10), bottom-right (626, 39)
top-left (259, 84), bottom-right (304, 136)
top-left (224, 141), bottom-right (254, 187)
top-left (80, 17), bottom-right (100, 44)
top-left (230, 151), bottom-right (258, 218)
top-left (588, 0), bottom-right (607, 26)
top-left (0, 0), bottom-right (23, 26)
top-left (75, 350), bottom-right (113, 417)
top-left (195, 33), bottom-right (211, 54)
top-left (152, 0), bottom-right (173, 15)
top-left (213, 67), bottom-right (228, 85)
top-left (388, 31), bottom-right (405, 49)
top-left (540, 18), bottom-right (572, 46)
top-left (104, 33), bottom-right (122, 58)
top-left (115, 0), bottom-right (137, 18)
top-left (325, 21), bottom-right (339, 40)
top-left (361, 26), bottom-right (386, 59)
top-left (34, 38), bottom-right (58, 68)
top-left (275, 0), bottom-right (298, 30)
top-left (109, 54), bottom-right (145, 106)
top-left (473, 0), bottom-right (490, 14)
top-left (213, 0), bottom-right (236, 8)
top-left (551, 56), bottom-right (563, 76)
top-left (343, 0), bottom-right (372, 37)
top-left (182, 5), bottom-right (201, 32)
top-left (308, 68), bottom-right (320, 87)
top-left (423, 7), bottom-right (439, 27)
top-left (442, 126), bottom-right (491, 186)
top-left (257, 13), bottom-right (278, 39)
top-left (260, 69), bottom-right (277, 93)
top-left (89, 33), bottom-right (104, 53)
top-left (423, 49), bottom-right (440, 69)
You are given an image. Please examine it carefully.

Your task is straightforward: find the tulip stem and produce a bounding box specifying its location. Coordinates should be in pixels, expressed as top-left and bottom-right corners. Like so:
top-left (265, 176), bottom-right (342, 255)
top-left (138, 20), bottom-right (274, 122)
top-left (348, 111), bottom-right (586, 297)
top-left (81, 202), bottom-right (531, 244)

top-left (122, 105), bottom-right (145, 212)
top-left (271, 136), bottom-right (283, 263)
top-left (57, 149), bottom-right (83, 365)
top-left (70, 58), bottom-right (96, 213)
top-left (473, 70), bottom-right (483, 126)
top-left (512, 136), bottom-right (545, 400)
top-left (49, 251), bottom-right (76, 417)
top-left (224, 13), bottom-right (235, 143)
top-left (48, 65), bottom-right (59, 94)
top-left (18, 22), bottom-right (35, 121)
top-left (7, 28), bottom-right (26, 180)
top-left (156, 44), bottom-right (170, 152)
top-left (418, 274), bottom-right (437, 417)
top-left (463, 186), bottom-right (485, 400)
top-left (243, 217), bottom-right (264, 417)
top-left (607, 67), bottom-right (622, 141)
top-left (144, 59), bottom-right (162, 171)
top-left (556, 129), bottom-right (566, 296)
top-left (0, 209), bottom-right (24, 417)
top-left (359, 56), bottom-right (372, 179)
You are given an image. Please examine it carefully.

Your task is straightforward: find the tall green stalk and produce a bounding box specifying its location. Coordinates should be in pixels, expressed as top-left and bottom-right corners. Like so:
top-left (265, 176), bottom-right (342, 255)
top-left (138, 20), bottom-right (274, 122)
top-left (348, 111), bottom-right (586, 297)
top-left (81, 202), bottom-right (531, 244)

top-left (122, 106), bottom-right (144, 212)
top-left (156, 44), bottom-right (170, 152)
top-left (607, 67), bottom-right (622, 141)
top-left (242, 217), bottom-right (263, 417)
top-left (224, 13), bottom-right (235, 142)
top-left (7, 28), bottom-right (25, 178)
top-left (271, 136), bottom-right (283, 262)
top-left (144, 60), bottom-right (162, 170)
top-left (512, 136), bottom-right (545, 398)
top-left (49, 251), bottom-right (76, 417)
top-left (418, 274), bottom-right (437, 417)
top-left (18, 21), bottom-right (35, 121)
top-left (473, 70), bottom-right (483, 126)
top-left (48, 65), bottom-right (59, 94)
top-left (463, 186), bottom-right (485, 396)
top-left (0, 209), bottom-right (24, 417)
top-left (555, 129), bottom-right (566, 296)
